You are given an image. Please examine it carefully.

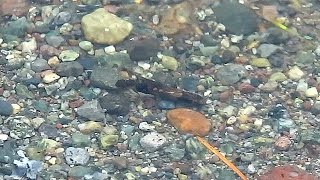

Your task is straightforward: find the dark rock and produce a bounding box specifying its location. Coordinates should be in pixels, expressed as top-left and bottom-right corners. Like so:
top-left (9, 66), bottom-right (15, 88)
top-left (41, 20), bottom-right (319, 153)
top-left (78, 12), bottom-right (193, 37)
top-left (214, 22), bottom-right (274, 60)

top-left (0, 100), bottom-right (13, 116)
top-left (128, 37), bottom-right (160, 61)
top-left (263, 27), bottom-right (289, 44)
top-left (98, 91), bottom-right (130, 116)
top-left (222, 50), bottom-right (236, 63)
top-left (31, 58), bottom-right (50, 72)
top-left (211, 55), bottom-right (223, 64)
top-left (55, 61), bottom-right (84, 77)
top-left (38, 123), bottom-right (59, 138)
top-left (77, 56), bottom-right (97, 70)
top-left (180, 76), bottom-right (199, 92)
top-left (213, 1), bottom-right (258, 35)
top-left (1, 17), bottom-right (29, 37)
top-left (45, 33), bottom-right (65, 48)
top-left (215, 64), bottom-right (248, 85)
top-left (158, 100), bottom-right (175, 110)
top-left (269, 53), bottom-right (285, 68)
top-left (76, 100), bottom-right (105, 121)
top-left (53, 12), bottom-right (71, 25)
top-left (90, 66), bottom-right (121, 89)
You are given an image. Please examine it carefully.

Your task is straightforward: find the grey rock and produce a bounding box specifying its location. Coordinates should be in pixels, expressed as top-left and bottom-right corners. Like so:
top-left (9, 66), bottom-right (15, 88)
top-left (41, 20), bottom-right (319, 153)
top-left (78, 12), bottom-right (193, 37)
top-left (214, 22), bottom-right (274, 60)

top-left (98, 52), bottom-right (133, 69)
top-left (54, 12), bottom-right (72, 25)
top-left (90, 66), bottom-right (120, 89)
top-left (65, 147), bottom-right (90, 165)
top-left (55, 61), bottom-right (84, 77)
top-left (31, 58), bottom-right (50, 72)
top-left (1, 17), bottom-right (29, 37)
top-left (45, 34), bottom-right (65, 48)
top-left (139, 132), bottom-right (166, 151)
top-left (216, 64), bottom-right (248, 85)
top-left (213, 1), bottom-right (258, 35)
top-left (98, 91), bottom-right (130, 116)
top-left (0, 100), bottom-right (13, 116)
top-left (165, 144), bottom-right (185, 161)
top-left (294, 51), bottom-right (316, 66)
top-left (257, 44), bottom-right (282, 58)
top-left (128, 37), bottom-right (160, 61)
top-left (76, 100), bottom-right (105, 121)
top-left (68, 166), bottom-right (94, 178)
top-left (15, 83), bottom-right (35, 99)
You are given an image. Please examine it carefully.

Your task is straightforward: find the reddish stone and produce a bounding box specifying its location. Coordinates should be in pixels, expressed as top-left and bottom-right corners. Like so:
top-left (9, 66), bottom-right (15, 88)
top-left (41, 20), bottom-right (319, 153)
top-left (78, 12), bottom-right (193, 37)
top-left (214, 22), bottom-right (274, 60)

top-left (0, 88), bottom-right (4, 96)
top-left (259, 165), bottom-right (318, 180)
top-left (55, 123), bottom-right (63, 129)
top-left (219, 90), bottom-right (233, 102)
top-left (238, 82), bottom-right (255, 93)
top-left (0, 0), bottom-right (30, 16)
top-left (166, 108), bottom-right (211, 136)
top-left (39, 45), bottom-right (61, 59)
top-left (68, 99), bottom-right (84, 108)
top-left (274, 136), bottom-right (291, 151)
top-left (303, 101), bottom-right (312, 111)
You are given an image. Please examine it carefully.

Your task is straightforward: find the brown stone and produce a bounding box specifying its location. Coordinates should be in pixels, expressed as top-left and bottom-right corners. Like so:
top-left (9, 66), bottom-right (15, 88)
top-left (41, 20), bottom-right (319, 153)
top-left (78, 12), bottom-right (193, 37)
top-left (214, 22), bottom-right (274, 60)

top-left (238, 82), bottom-right (255, 93)
top-left (274, 136), bottom-right (291, 151)
top-left (166, 108), bottom-right (211, 136)
top-left (0, 0), bottom-right (30, 16)
top-left (258, 165), bottom-right (318, 180)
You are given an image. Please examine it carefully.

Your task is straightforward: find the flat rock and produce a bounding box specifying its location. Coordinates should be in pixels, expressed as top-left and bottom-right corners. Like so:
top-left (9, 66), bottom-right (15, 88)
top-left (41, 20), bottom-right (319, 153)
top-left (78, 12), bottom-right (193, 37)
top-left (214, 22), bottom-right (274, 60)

top-left (76, 100), bottom-right (105, 121)
top-left (215, 64), bottom-right (248, 85)
top-left (258, 165), bottom-right (318, 180)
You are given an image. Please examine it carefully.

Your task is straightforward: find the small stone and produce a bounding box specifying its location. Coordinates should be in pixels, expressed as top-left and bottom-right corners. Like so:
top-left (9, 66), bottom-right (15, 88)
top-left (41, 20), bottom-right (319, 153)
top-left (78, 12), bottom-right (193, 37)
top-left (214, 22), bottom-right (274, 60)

top-left (65, 147), bottom-right (90, 165)
top-left (55, 61), bottom-right (84, 77)
top-left (48, 56), bottom-right (60, 67)
top-left (269, 72), bottom-right (287, 82)
top-left (161, 55), bottom-right (179, 71)
top-left (274, 136), bottom-right (291, 151)
top-left (99, 134), bottom-right (119, 149)
top-left (30, 117), bottom-right (45, 129)
top-left (305, 87), bottom-right (318, 98)
top-left (287, 66), bottom-right (304, 81)
top-left (0, 100), bottom-right (13, 116)
top-left (139, 132), bottom-right (166, 151)
top-left (81, 8), bottom-right (133, 44)
top-left (238, 82), bottom-right (255, 93)
top-left (68, 166), bottom-right (94, 178)
top-left (128, 37), bottom-right (160, 61)
top-left (79, 41), bottom-right (93, 51)
top-left (76, 100), bottom-right (105, 121)
top-left (216, 64), bottom-right (248, 85)
top-left (71, 132), bottom-right (91, 147)
top-left (250, 58), bottom-right (271, 68)
top-left (226, 116), bottom-right (237, 125)
top-left (166, 108), bottom-right (211, 136)
top-left (257, 44), bottom-right (281, 58)
top-left (59, 50), bottom-right (79, 62)
top-left (260, 81), bottom-right (278, 92)
top-left (31, 58), bottom-right (50, 72)
top-left (78, 121), bottom-right (103, 134)
top-left (21, 37), bottom-right (37, 53)
top-left (42, 72), bottom-right (60, 83)
top-left (45, 34), bottom-right (65, 48)
top-left (294, 51), bottom-right (316, 66)
top-left (258, 165), bottom-right (318, 180)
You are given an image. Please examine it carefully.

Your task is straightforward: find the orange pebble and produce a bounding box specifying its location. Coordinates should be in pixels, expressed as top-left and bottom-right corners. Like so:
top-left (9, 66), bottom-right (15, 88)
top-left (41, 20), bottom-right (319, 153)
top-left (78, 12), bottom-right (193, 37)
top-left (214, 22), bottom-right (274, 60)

top-left (166, 108), bottom-right (211, 136)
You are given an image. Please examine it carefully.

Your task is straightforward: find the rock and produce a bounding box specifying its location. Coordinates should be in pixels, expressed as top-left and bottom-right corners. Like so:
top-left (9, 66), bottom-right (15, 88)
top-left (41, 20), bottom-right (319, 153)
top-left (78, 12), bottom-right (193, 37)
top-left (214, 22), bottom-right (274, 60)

top-left (0, 0), bottom-right (30, 16)
top-left (294, 51), bottom-right (316, 66)
top-left (161, 55), bottom-right (179, 71)
top-left (128, 37), bottom-right (160, 61)
top-left (38, 123), bottom-right (58, 138)
top-left (68, 166), bottom-right (94, 178)
top-left (165, 144), bottom-right (185, 161)
top-left (79, 41), bottom-right (93, 51)
top-left (287, 66), bottom-right (304, 81)
top-left (78, 121), bottom-right (103, 134)
top-left (213, 1), bottom-right (258, 35)
top-left (260, 81), bottom-right (278, 92)
top-left (15, 83), bottom-right (35, 99)
top-left (71, 132), bottom-right (91, 147)
top-left (76, 100), bottom-right (105, 121)
top-left (139, 132), bottom-right (166, 151)
top-left (166, 108), bottom-right (211, 136)
top-left (250, 58), bottom-right (271, 68)
top-left (274, 136), bottom-right (291, 151)
top-left (305, 87), bottom-right (318, 98)
top-left (263, 27), bottom-right (289, 44)
top-left (185, 137), bottom-right (206, 159)
top-left (45, 34), bottom-right (65, 48)
top-left (81, 8), bottom-right (133, 44)
top-left (42, 72), bottom-right (60, 83)
top-left (90, 66), bottom-right (120, 89)
top-left (31, 58), bottom-right (50, 72)
top-left (1, 17), bottom-right (29, 38)
top-left (200, 46), bottom-right (219, 57)
top-left (258, 165), bottom-right (318, 180)
top-left (221, 50), bottom-right (236, 63)
top-left (65, 147), bottom-right (90, 165)
top-left (238, 82), bottom-right (255, 93)
top-left (39, 45), bottom-right (61, 59)
top-left (269, 72), bottom-right (287, 82)
top-left (257, 44), bottom-right (281, 58)
top-left (59, 50), bottom-right (79, 62)
top-left (98, 91), bottom-right (130, 116)
top-left (21, 38), bottom-right (37, 53)
top-left (216, 64), bottom-right (248, 85)
top-left (0, 100), bottom-right (13, 116)
top-left (99, 134), bottom-right (119, 149)
top-left (55, 61), bottom-right (84, 77)
top-left (53, 11), bottom-right (71, 25)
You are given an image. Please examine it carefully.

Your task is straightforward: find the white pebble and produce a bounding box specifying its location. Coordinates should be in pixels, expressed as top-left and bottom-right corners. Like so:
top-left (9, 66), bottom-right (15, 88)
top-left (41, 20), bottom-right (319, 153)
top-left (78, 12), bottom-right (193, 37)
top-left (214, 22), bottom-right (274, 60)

top-left (287, 66), bottom-right (304, 81)
top-left (43, 72), bottom-right (60, 83)
top-left (305, 87), bottom-right (318, 98)
top-left (247, 164), bottom-right (256, 174)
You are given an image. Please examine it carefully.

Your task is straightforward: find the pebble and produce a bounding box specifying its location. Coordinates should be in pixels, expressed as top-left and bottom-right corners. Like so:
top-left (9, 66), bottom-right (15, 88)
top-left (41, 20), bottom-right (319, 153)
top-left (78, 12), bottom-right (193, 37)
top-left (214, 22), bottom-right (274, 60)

top-left (42, 72), bottom-right (60, 83)
top-left (55, 61), bottom-right (84, 77)
top-left (65, 147), bottom-right (90, 165)
top-left (260, 81), bottom-right (278, 92)
top-left (269, 72), bottom-right (287, 82)
top-left (45, 34), bottom-right (65, 48)
top-left (166, 108), bottom-right (211, 136)
top-left (305, 87), bottom-right (318, 98)
top-left (215, 64), bottom-right (248, 85)
top-left (138, 122), bottom-right (155, 131)
top-left (21, 38), bottom-right (37, 53)
top-left (31, 58), bottom-right (50, 72)
top-left (128, 37), bottom-right (160, 61)
top-left (274, 136), bottom-right (291, 151)
top-left (140, 132), bottom-right (167, 151)
top-left (257, 44), bottom-right (281, 58)
top-left (0, 100), bottom-right (13, 116)
top-left (99, 134), bottom-right (119, 149)
top-left (161, 55), bottom-right (179, 71)
top-left (78, 121), bottom-right (103, 134)
top-left (79, 41), bottom-right (93, 51)
top-left (59, 50), bottom-right (79, 62)
top-left (76, 100), bottom-right (106, 121)
top-left (259, 165), bottom-right (318, 180)
top-left (287, 66), bottom-right (304, 81)
top-left (250, 58), bottom-right (271, 68)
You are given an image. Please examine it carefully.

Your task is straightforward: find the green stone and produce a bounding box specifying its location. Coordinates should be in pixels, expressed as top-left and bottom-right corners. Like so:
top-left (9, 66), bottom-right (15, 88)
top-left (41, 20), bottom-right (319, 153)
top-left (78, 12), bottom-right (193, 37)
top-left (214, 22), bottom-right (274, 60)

top-left (15, 83), bottom-right (35, 99)
top-left (26, 147), bottom-right (44, 160)
top-left (185, 137), bottom-right (206, 159)
top-left (68, 166), bottom-right (94, 177)
top-left (99, 134), bottom-right (119, 149)
top-left (250, 58), bottom-right (271, 67)
top-left (33, 100), bottom-right (49, 113)
top-left (79, 41), bottom-right (93, 51)
top-left (161, 55), bottom-right (179, 71)
top-left (269, 72), bottom-right (287, 82)
top-left (59, 50), bottom-right (79, 62)
top-left (220, 143), bottom-right (234, 154)
top-left (72, 132), bottom-right (91, 147)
